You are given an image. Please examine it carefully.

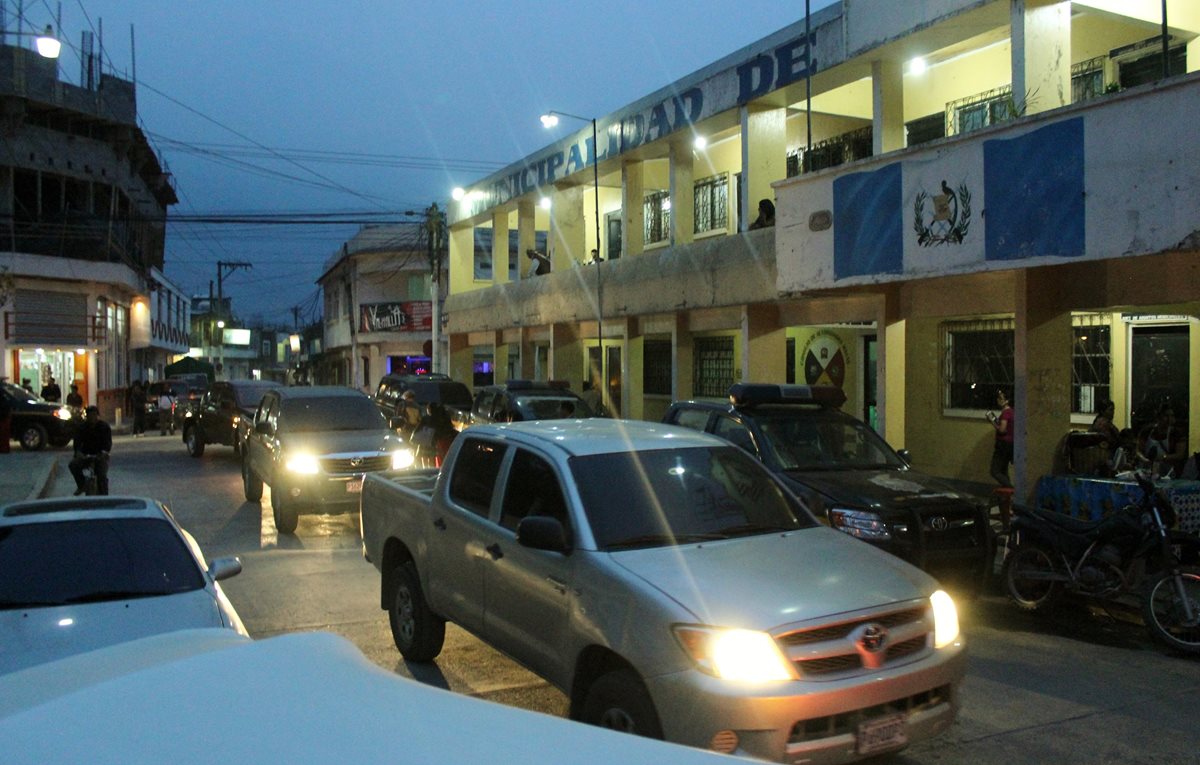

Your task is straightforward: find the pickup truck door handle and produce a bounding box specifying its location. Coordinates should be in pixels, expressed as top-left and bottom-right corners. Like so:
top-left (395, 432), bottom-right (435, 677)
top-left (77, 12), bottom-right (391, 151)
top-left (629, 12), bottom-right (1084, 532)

top-left (485, 543), bottom-right (504, 560)
top-left (433, 517), bottom-right (447, 531)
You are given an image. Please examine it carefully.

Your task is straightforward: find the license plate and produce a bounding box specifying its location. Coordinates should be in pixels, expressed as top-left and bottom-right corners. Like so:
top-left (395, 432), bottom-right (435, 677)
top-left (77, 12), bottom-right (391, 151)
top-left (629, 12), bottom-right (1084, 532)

top-left (856, 713), bottom-right (908, 756)
top-left (346, 478), bottom-right (363, 494)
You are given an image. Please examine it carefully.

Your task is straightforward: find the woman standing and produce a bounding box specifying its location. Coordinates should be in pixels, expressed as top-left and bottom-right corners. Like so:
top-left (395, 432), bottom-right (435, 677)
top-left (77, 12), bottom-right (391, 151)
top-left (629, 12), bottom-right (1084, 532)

top-left (988, 389), bottom-right (1014, 487)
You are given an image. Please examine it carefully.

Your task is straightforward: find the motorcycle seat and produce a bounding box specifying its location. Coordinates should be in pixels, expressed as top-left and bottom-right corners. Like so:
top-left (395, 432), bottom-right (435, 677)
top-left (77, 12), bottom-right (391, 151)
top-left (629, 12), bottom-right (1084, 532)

top-left (1024, 505), bottom-right (1105, 534)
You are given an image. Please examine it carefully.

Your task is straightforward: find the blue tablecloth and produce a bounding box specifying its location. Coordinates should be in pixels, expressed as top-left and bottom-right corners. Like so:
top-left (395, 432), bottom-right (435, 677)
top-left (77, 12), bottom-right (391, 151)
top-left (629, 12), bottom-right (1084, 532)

top-left (1035, 475), bottom-right (1200, 535)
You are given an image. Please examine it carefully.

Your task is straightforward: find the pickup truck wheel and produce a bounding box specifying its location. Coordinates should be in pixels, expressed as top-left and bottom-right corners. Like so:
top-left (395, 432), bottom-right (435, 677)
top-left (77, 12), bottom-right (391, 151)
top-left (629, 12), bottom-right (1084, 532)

top-left (389, 562), bottom-right (445, 661)
top-left (185, 426), bottom-right (205, 458)
top-left (271, 486), bottom-right (299, 534)
top-left (581, 670), bottom-right (663, 739)
top-left (242, 459), bottom-right (263, 502)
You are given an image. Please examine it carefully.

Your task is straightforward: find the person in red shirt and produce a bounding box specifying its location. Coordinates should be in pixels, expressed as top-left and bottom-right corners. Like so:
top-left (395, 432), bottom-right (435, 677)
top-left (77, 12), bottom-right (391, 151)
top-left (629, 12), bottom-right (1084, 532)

top-left (987, 389), bottom-right (1014, 487)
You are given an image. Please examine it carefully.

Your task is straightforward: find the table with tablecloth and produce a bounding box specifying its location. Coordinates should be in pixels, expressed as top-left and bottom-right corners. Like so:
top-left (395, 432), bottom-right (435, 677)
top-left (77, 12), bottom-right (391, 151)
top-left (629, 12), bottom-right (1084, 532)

top-left (1034, 475), bottom-right (1200, 535)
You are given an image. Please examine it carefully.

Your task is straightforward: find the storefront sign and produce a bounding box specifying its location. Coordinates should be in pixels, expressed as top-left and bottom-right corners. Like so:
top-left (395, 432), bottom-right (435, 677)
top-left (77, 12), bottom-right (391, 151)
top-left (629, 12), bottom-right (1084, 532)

top-left (360, 301), bottom-right (432, 333)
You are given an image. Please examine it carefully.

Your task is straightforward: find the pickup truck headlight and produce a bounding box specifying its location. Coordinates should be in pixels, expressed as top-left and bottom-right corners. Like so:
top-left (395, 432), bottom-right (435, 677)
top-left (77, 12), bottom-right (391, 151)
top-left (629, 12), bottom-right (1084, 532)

top-left (391, 448), bottom-right (416, 469)
top-left (285, 453), bottom-right (320, 475)
top-left (54, 407), bottom-right (73, 421)
top-left (829, 508), bottom-right (891, 540)
top-left (673, 626), bottom-right (794, 682)
top-left (930, 589), bottom-right (960, 648)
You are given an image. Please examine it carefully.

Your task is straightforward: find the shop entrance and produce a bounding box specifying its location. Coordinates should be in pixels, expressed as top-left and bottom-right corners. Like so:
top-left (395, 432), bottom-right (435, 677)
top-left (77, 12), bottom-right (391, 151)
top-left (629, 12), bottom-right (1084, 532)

top-left (1129, 324), bottom-right (1190, 435)
top-left (15, 349), bottom-right (85, 402)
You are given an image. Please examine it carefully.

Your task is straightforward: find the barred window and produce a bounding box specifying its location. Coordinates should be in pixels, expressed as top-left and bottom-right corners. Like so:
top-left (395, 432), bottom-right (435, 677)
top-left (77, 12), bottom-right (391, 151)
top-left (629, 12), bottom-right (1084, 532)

top-left (643, 339), bottom-right (673, 396)
top-left (644, 190), bottom-right (670, 245)
top-left (948, 86), bottom-right (1015, 136)
top-left (693, 174), bottom-right (728, 234)
top-left (1073, 314), bottom-right (1111, 414)
top-left (942, 318), bottom-right (1013, 410)
top-left (693, 336), bottom-right (735, 398)
top-left (1072, 56), bottom-right (1106, 103)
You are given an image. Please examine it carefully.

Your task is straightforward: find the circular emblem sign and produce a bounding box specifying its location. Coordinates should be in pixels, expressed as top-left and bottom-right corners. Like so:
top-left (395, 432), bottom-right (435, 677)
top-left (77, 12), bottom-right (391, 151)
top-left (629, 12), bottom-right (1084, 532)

top-left (802, 330), bottom-right (847, 388)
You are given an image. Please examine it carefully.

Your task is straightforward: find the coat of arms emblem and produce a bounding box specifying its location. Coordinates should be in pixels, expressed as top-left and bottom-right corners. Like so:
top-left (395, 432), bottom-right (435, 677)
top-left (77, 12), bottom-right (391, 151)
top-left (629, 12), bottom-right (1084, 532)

top-left (914, 180), bottom-right (971, 246)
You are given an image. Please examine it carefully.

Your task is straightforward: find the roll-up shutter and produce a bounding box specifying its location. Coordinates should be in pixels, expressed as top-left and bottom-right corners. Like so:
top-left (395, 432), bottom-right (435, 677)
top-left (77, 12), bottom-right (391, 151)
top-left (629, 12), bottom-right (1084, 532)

top-left (12, 289), bottom-right (89, 345)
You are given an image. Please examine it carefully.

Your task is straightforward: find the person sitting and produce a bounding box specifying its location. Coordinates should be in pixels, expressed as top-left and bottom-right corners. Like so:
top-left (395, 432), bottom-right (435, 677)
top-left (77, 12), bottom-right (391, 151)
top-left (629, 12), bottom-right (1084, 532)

top-left (525, 248), bottom-right (551, 276)
top-left (1137, 403), bottom-right (1187, 478)
top-left (1089, 399), bottom-right (1121, 445)
top-left (70, 405), bottom-right (112, 495)
top-left (748, 198), bottom-right (775, 230)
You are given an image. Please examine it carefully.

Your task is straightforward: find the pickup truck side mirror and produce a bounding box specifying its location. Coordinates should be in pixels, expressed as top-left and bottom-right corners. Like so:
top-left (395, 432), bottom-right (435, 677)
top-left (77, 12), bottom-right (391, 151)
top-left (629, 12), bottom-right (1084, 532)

top-left (897, 448), bottom-right (912, 466)
top-left (516, 516), bottom-right (571, 554)
top-left (255, 420), bottom-right (274, 436)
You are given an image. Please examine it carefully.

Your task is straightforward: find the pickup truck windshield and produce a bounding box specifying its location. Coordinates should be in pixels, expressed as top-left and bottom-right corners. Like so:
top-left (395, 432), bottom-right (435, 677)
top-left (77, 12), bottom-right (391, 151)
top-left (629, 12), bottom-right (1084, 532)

top-left (571, 446), bottom-right (815, 550)
top-left (754, 409), bottom-right (905, 471)
top-left (282, 397), bottom-right (389, 432)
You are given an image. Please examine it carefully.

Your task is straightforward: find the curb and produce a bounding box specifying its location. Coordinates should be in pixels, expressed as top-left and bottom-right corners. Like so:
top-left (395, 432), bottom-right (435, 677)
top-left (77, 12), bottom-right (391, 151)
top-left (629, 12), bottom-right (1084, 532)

top-left (28, 456), bottom-right (59, 501)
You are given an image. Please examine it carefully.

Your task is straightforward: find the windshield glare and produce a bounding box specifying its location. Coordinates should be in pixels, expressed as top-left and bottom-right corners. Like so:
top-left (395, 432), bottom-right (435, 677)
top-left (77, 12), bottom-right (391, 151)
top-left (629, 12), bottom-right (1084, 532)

top-left (281, 396), bottom-right (389, 432)
top-left (516, 394), bottom-right (593, 420)
top-left (755, 409), bottom-right (904, 470)
top-left (571, 446), bottom-right (815, 550)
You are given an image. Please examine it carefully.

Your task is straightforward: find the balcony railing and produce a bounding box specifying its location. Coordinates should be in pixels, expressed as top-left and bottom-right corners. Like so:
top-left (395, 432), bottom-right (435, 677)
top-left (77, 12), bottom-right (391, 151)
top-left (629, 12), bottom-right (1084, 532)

top-left (786, 126), bottom-right (873, 177)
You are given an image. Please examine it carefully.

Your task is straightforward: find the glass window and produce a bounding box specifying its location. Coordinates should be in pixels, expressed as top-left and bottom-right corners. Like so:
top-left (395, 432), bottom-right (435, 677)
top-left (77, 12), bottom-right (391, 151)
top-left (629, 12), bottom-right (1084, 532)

top-left (571, 446), bottom-right (815, 551)
top-left (670, 408), bottom-right (711, 432)
top-left (693, 173), bottom-right (728, 234)
top-left (693, 336), bottom-right (735, 398)
top-left (1072, 316), bottom-right (1111, 415)
top-left (643, 338), bottom-right (672, 396)
top-left (448, 439), bottom-right (506, 518)
top-left (280, 396), bottom-right (387, 432)
top-left (754, 409), bottom-right (905, 471)
top-left (644, 190), bottom-right (670, 245)
top-left (942, 319), bottom-right (1014, 410)
top-left (500, 450), bottom-right (570, 533)
top-left (0, 518), bottom-right (204, 607)
top-left (512, 394), bottom-right (593, 421)
top-left (712, 416), bottom-right (758, 457)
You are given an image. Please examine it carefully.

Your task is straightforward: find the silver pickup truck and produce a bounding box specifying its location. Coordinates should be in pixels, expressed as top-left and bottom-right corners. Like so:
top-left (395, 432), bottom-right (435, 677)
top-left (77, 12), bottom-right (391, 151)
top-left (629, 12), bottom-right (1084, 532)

top-left (359, 419), bottom-right (966, 764)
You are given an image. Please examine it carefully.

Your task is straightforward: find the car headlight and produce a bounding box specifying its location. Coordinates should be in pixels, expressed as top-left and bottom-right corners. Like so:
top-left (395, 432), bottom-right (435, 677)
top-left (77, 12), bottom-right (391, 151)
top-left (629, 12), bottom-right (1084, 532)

top-left (54, 407), bottom-right (73, 421)
top-left (285, 453), bottom-right (320, 474)
top-left (829, 508), bottom-right (891, 540)
top-left (930, 589), bottom-right (960, 648)
top-left (391, 448), bottom-right (416, 470)
top-left (673, 626), bottom-right (794, 682)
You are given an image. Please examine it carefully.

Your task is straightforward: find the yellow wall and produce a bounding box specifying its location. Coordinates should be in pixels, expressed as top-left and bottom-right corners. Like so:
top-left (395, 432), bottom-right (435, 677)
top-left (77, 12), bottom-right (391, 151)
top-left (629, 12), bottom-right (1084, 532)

top-left (785, 326), bottom-right (865, 422)
top-left (904, 42), bottom-right (1013, 121)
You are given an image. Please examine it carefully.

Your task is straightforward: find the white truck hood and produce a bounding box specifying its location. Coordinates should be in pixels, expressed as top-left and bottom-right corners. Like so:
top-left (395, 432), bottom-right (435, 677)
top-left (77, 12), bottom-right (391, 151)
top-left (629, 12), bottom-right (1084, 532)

top-left (610, 526), bottom-right (938, 631)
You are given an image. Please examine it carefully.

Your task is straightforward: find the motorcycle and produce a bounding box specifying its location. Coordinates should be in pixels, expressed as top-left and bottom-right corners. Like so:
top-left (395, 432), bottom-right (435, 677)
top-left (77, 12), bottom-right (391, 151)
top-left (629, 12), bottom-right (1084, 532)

top-left (1002, 470), bottom-right (1200, 654)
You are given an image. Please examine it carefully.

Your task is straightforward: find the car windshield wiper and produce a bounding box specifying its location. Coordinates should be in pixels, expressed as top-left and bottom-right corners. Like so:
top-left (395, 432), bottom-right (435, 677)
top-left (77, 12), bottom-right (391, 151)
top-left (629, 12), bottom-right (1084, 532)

top-left (64, 590), bottom-right (165, 604)
top-left (604, 532), bottom-right (725, 550)
top-left (711, 523), bottom-right (794, 538)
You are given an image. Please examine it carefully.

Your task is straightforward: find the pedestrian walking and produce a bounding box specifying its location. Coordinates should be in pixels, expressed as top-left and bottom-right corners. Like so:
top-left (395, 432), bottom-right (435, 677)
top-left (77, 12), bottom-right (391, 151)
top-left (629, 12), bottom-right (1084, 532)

top-left (158, 387), bottom-right (175, 435)
top-left (987, 389), bottom-right (1014, 487)
top-left (131, 380), bottom-right (147, 437)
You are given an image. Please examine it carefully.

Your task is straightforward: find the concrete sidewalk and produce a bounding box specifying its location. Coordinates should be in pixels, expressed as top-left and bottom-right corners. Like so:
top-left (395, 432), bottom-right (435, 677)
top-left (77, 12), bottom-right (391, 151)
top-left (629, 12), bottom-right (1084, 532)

top-left (0, 449), bottom-right (62, 506)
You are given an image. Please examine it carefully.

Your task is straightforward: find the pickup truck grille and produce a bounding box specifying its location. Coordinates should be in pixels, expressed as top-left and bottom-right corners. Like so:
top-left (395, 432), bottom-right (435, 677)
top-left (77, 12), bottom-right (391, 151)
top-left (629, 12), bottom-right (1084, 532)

top-left (320, 455), bottom-right (391, 474)
top-left (776, 605), bottom-right (931, 678)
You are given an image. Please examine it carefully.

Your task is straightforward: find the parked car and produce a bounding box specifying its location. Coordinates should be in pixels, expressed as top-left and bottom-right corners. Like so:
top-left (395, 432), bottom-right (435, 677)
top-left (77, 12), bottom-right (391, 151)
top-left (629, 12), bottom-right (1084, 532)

top-left (663, 383), bottom-right (994, 594)
top-left (0, 382), bottom-right (76, 451)
top-left (468, 380), bottom-right (596, 426)
top-left (0, 629), bottom-right (735, 765)
top-left (373, 373), bottom-right (473, 431)
top-left (183, 379), bottom-right (275, 457)
top-left (360, 419), bottom-right (965, 762)
top-left (241, 386), bottom-right (415, 534)
top-left (0, 496), bottom-right (246, 676)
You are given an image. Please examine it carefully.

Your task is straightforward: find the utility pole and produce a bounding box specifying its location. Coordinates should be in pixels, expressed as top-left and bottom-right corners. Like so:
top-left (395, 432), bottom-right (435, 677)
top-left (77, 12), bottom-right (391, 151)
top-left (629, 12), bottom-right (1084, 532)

top-left (215, 260), bottom-right (252, 379)
top-left (424, 203), bottom-right (447, 375)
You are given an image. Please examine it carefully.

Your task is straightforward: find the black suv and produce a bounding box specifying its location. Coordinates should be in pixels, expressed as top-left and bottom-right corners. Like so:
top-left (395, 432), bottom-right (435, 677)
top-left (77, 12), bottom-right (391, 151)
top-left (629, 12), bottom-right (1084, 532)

top-left (241, 386), bottom-right (413, 534)
top-left (1, 382), bottom-right (76, 451)
top-left (468, 380), bottom-right (597, 426)
top-left (663, 383), bottom-right (993, 593)
top-left (374, 373), bottom-right (472, 430)
top-left (183, 379), bottom-right (276, 457)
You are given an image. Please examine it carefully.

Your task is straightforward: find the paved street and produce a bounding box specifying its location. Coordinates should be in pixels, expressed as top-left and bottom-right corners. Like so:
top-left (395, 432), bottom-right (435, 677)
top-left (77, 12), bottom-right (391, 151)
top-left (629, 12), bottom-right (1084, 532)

top-left (6, 435), bottom-right (1200, 763)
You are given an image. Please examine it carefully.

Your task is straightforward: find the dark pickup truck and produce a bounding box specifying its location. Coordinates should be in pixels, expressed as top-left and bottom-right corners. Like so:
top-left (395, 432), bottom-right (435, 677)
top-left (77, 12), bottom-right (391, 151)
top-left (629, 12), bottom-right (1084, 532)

top-left (664, 383), bottom-right (994, 595)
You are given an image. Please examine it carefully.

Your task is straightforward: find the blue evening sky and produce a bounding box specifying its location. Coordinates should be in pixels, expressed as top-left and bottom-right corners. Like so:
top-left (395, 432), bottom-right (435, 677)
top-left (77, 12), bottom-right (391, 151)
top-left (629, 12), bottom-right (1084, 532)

top-left (23, 1), bottom-right (835, 325)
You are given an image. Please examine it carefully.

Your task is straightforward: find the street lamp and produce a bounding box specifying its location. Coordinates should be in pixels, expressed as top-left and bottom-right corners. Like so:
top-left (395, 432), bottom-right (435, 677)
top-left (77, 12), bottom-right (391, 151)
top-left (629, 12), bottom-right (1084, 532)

top-left (541, 110), bottom-right (605, 412)
top-left (7, 24), bottom-right (61, 58)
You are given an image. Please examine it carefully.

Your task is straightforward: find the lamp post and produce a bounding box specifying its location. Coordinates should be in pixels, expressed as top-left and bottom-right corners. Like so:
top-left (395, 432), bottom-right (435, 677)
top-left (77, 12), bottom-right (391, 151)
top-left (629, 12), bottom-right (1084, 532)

top-left (4, 23), bottom-right (61, 58)
top-left (540, 110), bottom-right (605, 411)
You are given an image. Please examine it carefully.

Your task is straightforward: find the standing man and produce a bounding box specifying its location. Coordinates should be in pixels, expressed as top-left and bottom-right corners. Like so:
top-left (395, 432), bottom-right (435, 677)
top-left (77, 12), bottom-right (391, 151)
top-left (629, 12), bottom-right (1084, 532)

top-left (66, 383), bottom-right (84, 409)
top-left (40, 376), bottom-right (61, 403)
top-left (130, 380), bottom-right (146, 437)
top-left (70, 405), bottom-right (112, 495)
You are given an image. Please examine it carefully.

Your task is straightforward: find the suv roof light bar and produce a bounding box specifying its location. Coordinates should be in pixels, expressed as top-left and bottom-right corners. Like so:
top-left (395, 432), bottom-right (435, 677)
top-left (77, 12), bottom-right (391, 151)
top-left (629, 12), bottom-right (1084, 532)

top-left (728, 383), bottom-right (847, 409)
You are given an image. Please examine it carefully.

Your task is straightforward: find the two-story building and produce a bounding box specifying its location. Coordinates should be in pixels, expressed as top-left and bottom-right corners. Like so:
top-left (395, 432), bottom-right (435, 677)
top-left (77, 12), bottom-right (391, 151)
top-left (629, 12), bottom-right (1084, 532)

top-left (318, 223), bottom-right (438, 393)
top-left (443, 0), bottom-right (1199, 496)
top-left (1, 29), bottom-right (177, 413)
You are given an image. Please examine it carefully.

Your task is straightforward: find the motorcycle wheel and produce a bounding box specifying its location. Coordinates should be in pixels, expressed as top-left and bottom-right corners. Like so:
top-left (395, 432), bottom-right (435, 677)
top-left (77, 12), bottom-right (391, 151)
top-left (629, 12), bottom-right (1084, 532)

top-left (1143, 565), bottom-right (1200, 655)
top-left (1003, 543), bottom-right (1062, 612)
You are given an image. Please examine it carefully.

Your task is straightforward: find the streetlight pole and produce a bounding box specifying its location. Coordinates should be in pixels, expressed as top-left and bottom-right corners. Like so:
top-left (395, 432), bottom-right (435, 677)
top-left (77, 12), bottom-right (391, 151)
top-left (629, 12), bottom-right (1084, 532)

top-left (541, 110), bottom-right (604, 411)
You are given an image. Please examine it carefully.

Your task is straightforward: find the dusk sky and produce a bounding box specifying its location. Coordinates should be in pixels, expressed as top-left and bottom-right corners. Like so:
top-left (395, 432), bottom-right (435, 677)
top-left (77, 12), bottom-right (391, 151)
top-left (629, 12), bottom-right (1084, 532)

top-left (27, 1), bottom-right (835, 326)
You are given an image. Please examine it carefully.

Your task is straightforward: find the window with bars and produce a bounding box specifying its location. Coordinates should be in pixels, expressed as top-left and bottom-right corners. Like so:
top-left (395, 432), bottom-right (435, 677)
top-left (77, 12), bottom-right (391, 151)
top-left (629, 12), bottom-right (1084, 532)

top-left (948, 86), bottom-right (1015, 136)
top-left (1072, 56), bottom-right (1106, 103)
top-left (693, 336), bottom-right (735, 398)
top-left (644, 190), bottom-right (670, 245)
top-left (1072, 315), bottom-right (1111, 414)
top-left (942, 319), bottom-right (1014, 410)
top-left (693, 173), bottom-right (728, 234)
top-left (643, 339), bottom-right (673, 395)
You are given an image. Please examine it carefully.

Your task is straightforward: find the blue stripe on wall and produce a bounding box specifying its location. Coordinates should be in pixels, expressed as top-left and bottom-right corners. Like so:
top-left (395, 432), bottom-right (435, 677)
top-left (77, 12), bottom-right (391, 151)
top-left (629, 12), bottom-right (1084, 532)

top-left (983, 117), bottom-right (1085, 261)
top-left (833, 163), bottom-right (903, 279)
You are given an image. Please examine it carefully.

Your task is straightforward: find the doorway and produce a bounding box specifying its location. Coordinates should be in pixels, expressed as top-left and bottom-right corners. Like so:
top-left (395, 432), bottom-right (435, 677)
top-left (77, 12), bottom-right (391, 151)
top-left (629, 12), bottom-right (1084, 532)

top-left (863, 335), bottom-right (878, 431)
top-left (1129, 324), bottom-right (1190, 435)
